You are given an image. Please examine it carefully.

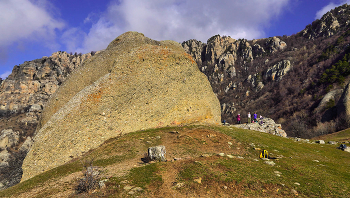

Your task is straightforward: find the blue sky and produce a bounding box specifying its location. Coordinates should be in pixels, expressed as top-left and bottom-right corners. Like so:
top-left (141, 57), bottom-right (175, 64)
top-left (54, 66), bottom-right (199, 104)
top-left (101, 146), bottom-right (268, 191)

top-left (0, 0), bottom-right (349, 79)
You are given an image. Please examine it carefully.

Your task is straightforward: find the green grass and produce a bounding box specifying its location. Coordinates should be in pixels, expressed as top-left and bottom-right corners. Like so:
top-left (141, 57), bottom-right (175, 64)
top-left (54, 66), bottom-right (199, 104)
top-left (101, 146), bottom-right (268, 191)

top-left (314, 128), bottom-right (350, 142)
top-left (1, 125), bottom-right (350, 197)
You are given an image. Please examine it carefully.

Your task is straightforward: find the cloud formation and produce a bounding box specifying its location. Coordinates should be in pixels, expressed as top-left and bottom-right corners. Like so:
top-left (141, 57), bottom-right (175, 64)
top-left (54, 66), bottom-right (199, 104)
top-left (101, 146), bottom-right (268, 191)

top-left (315, 0), bottom-right (350, 19)
top-left (68, 0), bottom-right (290, 53)
top-left (0, 0), bottom-right (64, 50)
top-left (0, 71), bottom-right (11, 79)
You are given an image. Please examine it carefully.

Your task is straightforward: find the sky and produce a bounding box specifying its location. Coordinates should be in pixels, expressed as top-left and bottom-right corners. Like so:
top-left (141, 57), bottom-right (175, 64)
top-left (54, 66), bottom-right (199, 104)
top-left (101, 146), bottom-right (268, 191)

top-left (0, 0), bottom-right (349, 79)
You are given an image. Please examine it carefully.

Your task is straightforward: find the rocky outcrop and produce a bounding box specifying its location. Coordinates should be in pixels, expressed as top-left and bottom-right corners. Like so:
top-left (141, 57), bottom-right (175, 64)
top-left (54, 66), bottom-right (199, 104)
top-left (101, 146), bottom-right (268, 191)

top-left (182, 39), bottom-right (205, 65)
top-left (233, 117), bottom-right (287, 137)
top-left (265, 37), bottom-right (287, 53)
top-left (21, 31), bottom-right (221, 181)
top-left (265, 60), bottom-right (292, 81)
top-left (316, 89), bottom-right (343, 113)
top-left (301, 12), bottom-right (340, 39)
top-left (0, 129), bottom-right (19, 149)
top-left (300, 4), bottom-right (350, 39)
top-left (0, 51), bottom-right (94, 122)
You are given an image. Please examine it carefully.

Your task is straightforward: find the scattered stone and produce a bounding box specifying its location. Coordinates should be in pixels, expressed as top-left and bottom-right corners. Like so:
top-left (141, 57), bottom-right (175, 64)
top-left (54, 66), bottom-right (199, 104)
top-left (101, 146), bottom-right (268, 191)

top-left (253, 147), bottom-right (261, 150)
top-left (194, 177), bottom-right (202, 184)
top-left (291, 189), bottom-right (298, 196)
top-left (174, 182), bottom-right (185, 188)
top-left (316, 140), bottom-right (325, 144)
top-left (328, 141), bottom-right (336, 145)
top-left (201, 154), bottom-right (210, 158)
top-left (313, 160), bottom-right (319, 162)
top-left (133, 187), bottom-right (143, 192)
top-left (207, 134), bottom-right (217, 138)
top-left (218, 153), bottom-right (225, 157)
top-left (128, 191), bottom-right (135, 195)
top-left (294, 182), bottom-right (300, 186)
top-left (226, 154), bottom-right (234, 159)
top-left (148, 145), bottom-right (166, 162)
top-left (124, 185), bottom-right (134, 190)
top-left (274, 171), bottom-right (282, 175)
top-left (227, 142), bottom-right (233, 145)
top-left (223, 186), bottom-right (228, 190)
top-left (156, 136), bottom-right (161, 139)
top-left (264, 161), bottom-right (275, 166)
top-left (236, 156), bottom-right (244, 159)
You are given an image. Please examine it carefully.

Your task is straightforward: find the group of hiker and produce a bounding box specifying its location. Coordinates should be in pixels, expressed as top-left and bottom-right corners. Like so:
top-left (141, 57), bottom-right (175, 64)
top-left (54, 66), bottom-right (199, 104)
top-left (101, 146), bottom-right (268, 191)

top-left (236, 112), bottom-right (263, 125)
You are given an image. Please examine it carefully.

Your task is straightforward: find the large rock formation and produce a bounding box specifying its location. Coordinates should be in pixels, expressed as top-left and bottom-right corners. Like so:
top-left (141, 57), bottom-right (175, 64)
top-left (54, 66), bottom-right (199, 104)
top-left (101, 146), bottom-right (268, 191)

top-left (0, 51), bottom-right (93, 123)
top-left (21, 31), bottom-right (221, 181)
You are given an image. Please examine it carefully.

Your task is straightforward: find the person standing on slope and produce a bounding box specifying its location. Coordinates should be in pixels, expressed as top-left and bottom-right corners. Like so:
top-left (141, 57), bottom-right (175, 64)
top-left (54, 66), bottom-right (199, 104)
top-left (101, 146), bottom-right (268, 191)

top-left (248, 112), bottom-right (251, 123)
top-left (253, 112), bottom-right (258, 123)
top-left (237, 114), bottom-right (241, 124)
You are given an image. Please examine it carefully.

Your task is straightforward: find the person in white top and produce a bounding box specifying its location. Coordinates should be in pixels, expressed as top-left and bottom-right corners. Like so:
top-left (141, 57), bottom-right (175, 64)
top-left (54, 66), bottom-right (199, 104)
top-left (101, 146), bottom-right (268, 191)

top-left (248, 112), bottom-right (251, 123)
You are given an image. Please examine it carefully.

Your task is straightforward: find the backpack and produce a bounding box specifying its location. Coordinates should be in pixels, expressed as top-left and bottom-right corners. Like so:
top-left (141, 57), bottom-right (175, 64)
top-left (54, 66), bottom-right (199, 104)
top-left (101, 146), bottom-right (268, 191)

top-left (259, 149), bottom-right (269, 159)
top-left (339, 144), bottom-right (347, 151)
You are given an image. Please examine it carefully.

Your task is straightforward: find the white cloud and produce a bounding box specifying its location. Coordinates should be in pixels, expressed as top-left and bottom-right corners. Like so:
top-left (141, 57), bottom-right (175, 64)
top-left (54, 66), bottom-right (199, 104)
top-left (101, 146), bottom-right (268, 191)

top-left (315, 0), bottom-right (350, 19)
top-left (68, 0), bottom-right (290, 53)
top-left (0, 0), bottom-right (64, 49)
top-left (0, 71), bottom-right (12, 79)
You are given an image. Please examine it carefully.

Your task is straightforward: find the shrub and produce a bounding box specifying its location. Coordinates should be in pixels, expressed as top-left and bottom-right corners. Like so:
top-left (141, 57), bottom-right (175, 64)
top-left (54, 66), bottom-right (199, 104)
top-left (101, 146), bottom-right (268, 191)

top-left (312, 121), bottom-right (337, 136)
top-left (75, 160), bottom-right (100, 194)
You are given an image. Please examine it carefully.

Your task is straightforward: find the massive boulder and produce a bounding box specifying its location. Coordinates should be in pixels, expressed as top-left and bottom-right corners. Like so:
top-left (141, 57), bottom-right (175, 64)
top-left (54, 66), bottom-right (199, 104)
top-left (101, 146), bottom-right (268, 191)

top-left (21, 31), bottom-right (221, 181)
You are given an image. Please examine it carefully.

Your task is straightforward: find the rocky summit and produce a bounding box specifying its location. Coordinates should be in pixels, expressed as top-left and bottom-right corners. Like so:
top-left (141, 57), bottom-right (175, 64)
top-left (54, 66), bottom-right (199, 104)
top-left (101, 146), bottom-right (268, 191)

top-left (21, 31), bottom-right (221, 181)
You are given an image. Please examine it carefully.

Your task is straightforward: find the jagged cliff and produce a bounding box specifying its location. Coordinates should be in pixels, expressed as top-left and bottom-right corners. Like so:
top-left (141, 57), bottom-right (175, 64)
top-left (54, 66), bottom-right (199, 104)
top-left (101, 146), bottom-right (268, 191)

top-left (182, 3), bottom-right (350, 138)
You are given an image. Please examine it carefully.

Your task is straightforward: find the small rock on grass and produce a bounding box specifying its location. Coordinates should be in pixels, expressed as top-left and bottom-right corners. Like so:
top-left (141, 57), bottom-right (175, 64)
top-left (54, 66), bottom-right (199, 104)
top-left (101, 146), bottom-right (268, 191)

top-left (218, 153), bottom-right (225, 157)
top-left (201, 154), bottom-right (210, 157)
top-left (294, 182), bottom-right (300, 186)
top-left (226, 154), bottom-right (234, 159)
top-left (124, 185), bottom-right (134, 190)
top-left (264, 161), bottom-right (275, 166)
top-left (132, 187), bottom-right (143, 192)
top-left (174, 182), bottom-right (184, 188)
top-left (194, 177), bottom-right (202, 184)
top-left (291, 189), bottom-right (298, 195)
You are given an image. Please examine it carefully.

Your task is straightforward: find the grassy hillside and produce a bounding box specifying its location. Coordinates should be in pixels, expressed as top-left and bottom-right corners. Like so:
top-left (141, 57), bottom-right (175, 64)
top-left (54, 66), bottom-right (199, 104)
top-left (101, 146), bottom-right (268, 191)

top-left (1, 125), bottom-right (349, 197)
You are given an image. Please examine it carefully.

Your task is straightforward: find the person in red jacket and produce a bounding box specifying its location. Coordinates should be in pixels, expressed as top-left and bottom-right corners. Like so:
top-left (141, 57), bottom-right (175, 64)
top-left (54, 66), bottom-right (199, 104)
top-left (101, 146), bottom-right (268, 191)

top-left (237, 114), bottom-right (241, 124)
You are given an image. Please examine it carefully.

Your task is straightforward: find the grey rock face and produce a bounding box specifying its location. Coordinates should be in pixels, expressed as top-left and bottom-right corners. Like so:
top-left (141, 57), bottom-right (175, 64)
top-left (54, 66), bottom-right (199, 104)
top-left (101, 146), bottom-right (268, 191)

top-left (265, 37), bottom-right (287, 53)
top-left (148, 145), bottom-right (166, 162)
top-left (265, 60), bottom-right (292, 81)
top-left (0, 129), bottom-right (19, 149)
top-left (301, 12), bottom-right (340, 39)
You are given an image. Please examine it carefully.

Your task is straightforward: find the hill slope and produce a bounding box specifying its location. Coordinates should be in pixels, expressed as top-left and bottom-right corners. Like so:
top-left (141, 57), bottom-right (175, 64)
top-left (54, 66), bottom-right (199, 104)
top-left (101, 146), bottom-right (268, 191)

top-left (1, 125), bottom-right (349, 197)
